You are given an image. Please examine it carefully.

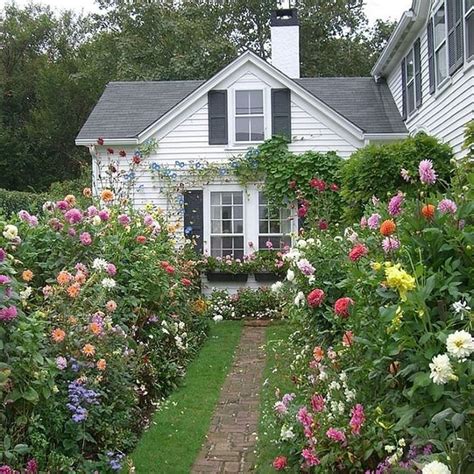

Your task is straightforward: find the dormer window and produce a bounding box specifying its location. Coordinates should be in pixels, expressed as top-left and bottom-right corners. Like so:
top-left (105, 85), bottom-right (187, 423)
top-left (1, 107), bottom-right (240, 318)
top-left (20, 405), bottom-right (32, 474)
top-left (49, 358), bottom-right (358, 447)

top-left (235, 90), bottom-right (264, 142)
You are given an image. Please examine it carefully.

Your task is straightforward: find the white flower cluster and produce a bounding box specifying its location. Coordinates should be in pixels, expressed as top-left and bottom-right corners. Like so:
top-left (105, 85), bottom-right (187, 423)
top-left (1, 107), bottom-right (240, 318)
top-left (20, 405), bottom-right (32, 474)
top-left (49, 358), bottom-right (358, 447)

top-left (2, 224), bottom-right (18, 240)
top-left (422, 460), bottom-right (451, 474)
top-left (384, 439), bottom-right (406, 466)
top-left (429, 330), bottom-right (473, 385)
top-left (161, 320), bottom-right (188, 351)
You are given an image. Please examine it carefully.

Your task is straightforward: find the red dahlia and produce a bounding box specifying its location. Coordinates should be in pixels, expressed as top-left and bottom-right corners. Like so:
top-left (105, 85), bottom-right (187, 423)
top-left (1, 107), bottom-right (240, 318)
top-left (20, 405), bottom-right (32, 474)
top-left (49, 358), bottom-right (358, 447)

top-left (307, 288), bottom-right (325, 308)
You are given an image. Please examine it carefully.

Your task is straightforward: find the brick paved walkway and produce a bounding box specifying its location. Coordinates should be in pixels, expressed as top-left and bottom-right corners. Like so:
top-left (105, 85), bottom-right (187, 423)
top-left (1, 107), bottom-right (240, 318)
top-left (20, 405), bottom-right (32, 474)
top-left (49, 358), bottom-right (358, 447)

top-left (192, 321), bottom-right (269, 473)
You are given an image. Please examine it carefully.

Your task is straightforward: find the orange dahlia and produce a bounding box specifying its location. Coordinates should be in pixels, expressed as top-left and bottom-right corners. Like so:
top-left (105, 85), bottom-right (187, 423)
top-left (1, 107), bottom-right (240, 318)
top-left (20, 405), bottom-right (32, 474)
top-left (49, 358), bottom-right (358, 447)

top-left (83, 187), bottom-right (92, 198)
top-left (100, 189), bottom-right (114, 202)
top-left (96, 359), bottom-right (107, 371)
top-left (22, 270), bottom-right (34, 282)
top-left (51, 328), bottom-right (66, 343)
top-left (421, 204), bottom-right (435, 220)
top-left (313, 346), bottom-right (324, 362)
top-left (82, 344), bottom-right (95, 357)
top-left (380, 219), bottom-right (396, 236)
top-left (67, 283), bottom-right (81, 298)
top-left (64, 194), bottom-right (76, 206)
top-left (89, 322), bottom-right (102, 335)
top-left (57, 271), bottom-right (72, 285)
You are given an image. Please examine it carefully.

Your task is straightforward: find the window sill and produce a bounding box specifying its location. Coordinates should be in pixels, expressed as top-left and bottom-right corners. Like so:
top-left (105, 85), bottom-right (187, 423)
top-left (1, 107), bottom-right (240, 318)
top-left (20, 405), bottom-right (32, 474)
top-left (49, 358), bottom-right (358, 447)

top-left (224, 144), bottom-right (262, 152)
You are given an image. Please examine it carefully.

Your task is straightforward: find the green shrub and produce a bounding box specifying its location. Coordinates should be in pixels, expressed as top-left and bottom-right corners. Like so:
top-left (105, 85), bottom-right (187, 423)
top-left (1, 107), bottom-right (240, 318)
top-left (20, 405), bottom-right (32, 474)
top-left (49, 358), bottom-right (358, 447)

top-left (341, 132), bottom-right (453, 221)
top-left (0, 188), bottom-right (48, 217)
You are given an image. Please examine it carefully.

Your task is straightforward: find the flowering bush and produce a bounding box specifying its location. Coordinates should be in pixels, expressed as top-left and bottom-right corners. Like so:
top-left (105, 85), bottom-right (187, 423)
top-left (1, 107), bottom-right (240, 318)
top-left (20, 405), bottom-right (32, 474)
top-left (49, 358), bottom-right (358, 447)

top-left (0, 193), bottom-right (207, 472)
top-left (207, 288), bottom-right (283, 321)
top-left (263, 154), bottom-right (473, 472)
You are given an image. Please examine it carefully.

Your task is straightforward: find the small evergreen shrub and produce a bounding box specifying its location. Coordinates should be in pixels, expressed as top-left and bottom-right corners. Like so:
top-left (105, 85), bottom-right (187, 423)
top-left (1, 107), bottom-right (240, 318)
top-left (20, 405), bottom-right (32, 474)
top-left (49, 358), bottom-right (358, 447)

top-left (0, 188), bottom-right (48, 217)
top-left (340, 133), bottom-right (453, 221)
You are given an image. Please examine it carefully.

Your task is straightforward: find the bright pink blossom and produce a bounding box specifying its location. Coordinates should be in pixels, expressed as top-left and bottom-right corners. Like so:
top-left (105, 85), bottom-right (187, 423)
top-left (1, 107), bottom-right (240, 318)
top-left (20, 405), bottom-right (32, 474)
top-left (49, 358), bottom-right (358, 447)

top-left (311, 394), bottom-right (325, 412)
top-left (297, 407), bottom-right (313, 427)
top-left (349, 404), bottom-right (365, 435)
top-left (326, 427), bottom-right (346, 443)
top-left (307, 289), bottom-right (325, 308)
top-left (419, 159), bottom-right (437, 185)
top-left (388, 192), bottom-right (404, 216)
top-left (302, 448), bottom-right (320, 467)
top-left (272, 456), bottom-right (288, 471)
top-left (349, 244), bottom-right (368, 262)
top-left (438, 198), bottom-right (457, 215)
top-left (334, 297), bottom-right (354, 318)
top-left (79, 232), bottom-right (92, 246)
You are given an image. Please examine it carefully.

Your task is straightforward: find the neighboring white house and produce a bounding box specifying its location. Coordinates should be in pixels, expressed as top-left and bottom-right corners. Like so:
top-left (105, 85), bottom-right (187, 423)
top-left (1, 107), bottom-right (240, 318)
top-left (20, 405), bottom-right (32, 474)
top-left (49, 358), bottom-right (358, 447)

top-left (372, 0), bottom-right (473, 157)
top-left (76, 8), bottom-right (408, 271)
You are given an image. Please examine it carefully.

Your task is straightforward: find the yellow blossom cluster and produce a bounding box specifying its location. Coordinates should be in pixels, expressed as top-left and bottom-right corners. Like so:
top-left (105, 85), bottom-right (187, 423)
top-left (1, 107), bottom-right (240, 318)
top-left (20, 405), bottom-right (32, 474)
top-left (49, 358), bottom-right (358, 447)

top-left (384, 263), bottom-right (416, 301)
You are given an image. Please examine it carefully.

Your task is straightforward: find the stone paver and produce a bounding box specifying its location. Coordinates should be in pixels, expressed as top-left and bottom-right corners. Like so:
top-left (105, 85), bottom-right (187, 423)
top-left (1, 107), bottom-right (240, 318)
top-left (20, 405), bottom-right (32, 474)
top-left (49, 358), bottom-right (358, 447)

top-left (192, 322), bottom-right (269, 474)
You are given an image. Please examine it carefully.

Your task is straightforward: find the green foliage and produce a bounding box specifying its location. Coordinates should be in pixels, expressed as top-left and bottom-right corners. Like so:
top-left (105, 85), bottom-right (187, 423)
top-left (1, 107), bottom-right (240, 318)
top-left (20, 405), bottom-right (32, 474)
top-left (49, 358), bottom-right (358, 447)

top-left (341, 133), bottom-right (453, 221)
top-left (0, 189), bottom-right (48, 217)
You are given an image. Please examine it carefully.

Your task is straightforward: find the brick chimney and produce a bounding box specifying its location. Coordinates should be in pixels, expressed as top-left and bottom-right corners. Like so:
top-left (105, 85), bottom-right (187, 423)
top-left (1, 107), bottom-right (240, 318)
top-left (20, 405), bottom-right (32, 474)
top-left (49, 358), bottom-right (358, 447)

top-left (270, 8), bottom-right (300, 78)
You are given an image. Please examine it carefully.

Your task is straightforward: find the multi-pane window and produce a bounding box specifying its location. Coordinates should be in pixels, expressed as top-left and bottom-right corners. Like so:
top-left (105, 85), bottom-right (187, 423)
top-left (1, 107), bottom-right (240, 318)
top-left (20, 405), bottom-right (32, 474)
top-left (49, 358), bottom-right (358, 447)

top-left (467, 0), bottom-right (474, 59)
top-left (434, 4), bottom-right (449, 85)
top-left (235, 90), bottom-right (264, 142)
top-left (210, 191), bottom-right (244, 258)
top-left (258, 193), bottom-right (291, 250)
top-left (405, 49), bottom-right (416, 115)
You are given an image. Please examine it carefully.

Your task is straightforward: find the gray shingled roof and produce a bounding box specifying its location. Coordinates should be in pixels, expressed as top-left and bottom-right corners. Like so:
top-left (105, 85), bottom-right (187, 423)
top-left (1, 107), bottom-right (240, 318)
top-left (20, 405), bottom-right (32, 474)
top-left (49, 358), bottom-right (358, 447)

top-left (76, 80), bottom-right (205, 140)
top-left (77, 76), bottom-right (406, 141)
top-left (294, 77), bottom-right (407, 134)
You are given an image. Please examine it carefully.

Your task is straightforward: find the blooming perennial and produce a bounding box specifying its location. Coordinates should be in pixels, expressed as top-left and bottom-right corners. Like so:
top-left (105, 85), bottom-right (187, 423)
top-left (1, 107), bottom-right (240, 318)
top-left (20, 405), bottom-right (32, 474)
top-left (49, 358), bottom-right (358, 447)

top-left (445, 330), bottom-right (474, 360)
top-left (429, 354), bottom-right (456, 385)
top-left (419, 159), bottom-right (437, 185)
top-left (421, 460), bottom-right (451, 474)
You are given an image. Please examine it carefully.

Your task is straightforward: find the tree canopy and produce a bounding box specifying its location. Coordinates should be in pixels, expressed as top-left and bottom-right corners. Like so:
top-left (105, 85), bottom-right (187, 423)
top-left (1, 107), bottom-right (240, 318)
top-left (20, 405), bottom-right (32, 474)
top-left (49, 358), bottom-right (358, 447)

top-left (0, 1), bottom-right (395, 191)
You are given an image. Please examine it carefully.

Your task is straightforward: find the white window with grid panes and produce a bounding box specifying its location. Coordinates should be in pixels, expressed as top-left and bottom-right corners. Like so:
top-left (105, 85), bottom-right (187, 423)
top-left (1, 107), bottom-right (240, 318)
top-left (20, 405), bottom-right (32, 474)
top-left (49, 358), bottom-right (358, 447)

top-left (433, 4), bottom-right (449, 86)
top-left (235, 90), bottom-right (264, 143)
top-left (258, 193), bottom-right (292, 250)
top-left (467, 0), bottom-right (474, 59)
top-left (209, 191), bottom-right (245, 259)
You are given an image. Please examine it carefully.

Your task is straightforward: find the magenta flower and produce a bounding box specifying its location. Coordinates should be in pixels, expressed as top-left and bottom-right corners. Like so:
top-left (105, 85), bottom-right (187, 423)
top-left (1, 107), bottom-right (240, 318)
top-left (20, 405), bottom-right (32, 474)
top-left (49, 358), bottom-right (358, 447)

top-left (382, 237), bottom-right (400, 253)
top-left (98, 210), bottom-right (110, 221)
top-left (311, 394), bottom-right (325, 412)
top-left (388, 192), bottom-right (404, 216)
top-left (349, 404), bottom-right (365, 435)
top-left (64, 209), bottom-right (83, 224)
top-left (302, 448), bottom-right (320, 467)
top-left (0, 248), bottom-right (6, 263)
top-left (419, 159), bottom-right (437, 185)
top-left (87, 206), bottom-right (99, 217)
top-left (0, 465), bottom-right (13, 474)
top-left (106, 263), bottom-right (117, 276)
top-left (265, 240), bottom-right (273, 249)
top-left (79, 232), bottom-right (92, 246)
top-left (326, 427), bottom-right (346, 443)
top-left (68, 228), bottom-right (77, 237)
top-left (297, 407), bottom-right (313, 427)
top-left (0, 306), bottom-right (18, 322)
top-left (274, 401), bottom-right (288, 415)
top-left (360, 216), bottom-right (367, 228)
top-left (56, 200), bottom-right (69, 211)
top-left (25, 458), bottom-right (38, 474)
top-left (18, 210), bottom-right (31, 222)
top-left (437, 198), bottom-right (457, 215)
top-left (0, 275), bottom-right (11, 285)
top-left (367, 213), bottom-right (381, 230)
top-left (118, 214), bottom-right (131, 226)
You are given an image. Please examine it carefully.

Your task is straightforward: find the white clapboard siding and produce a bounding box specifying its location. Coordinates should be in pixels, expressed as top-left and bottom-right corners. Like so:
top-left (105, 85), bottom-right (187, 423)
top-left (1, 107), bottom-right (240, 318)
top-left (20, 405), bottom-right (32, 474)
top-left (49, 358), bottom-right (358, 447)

top-left (387, 25), bottom-right (474, 157)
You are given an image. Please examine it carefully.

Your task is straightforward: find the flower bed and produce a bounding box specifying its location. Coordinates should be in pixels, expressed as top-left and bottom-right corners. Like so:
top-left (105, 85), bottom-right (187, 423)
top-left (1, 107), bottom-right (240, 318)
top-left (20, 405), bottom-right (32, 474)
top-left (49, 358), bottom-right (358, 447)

top-left (264, 155), bottom-right (473, 472)
top-left (0, 192), bottom-right (207, 472)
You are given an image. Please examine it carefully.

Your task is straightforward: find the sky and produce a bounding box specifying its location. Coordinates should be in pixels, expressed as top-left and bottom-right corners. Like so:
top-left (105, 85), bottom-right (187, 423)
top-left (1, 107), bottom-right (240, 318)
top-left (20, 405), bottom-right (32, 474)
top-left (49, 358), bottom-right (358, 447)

top-left (1, 0), bottom-right (414, 25)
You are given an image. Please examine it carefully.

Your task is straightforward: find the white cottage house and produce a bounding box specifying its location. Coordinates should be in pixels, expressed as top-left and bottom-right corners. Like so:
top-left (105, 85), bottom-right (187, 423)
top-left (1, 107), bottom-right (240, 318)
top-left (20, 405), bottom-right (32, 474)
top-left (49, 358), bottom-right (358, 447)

top-left (76, 4), bottom-right (472, 282)
top-left (372, 0), bottom-right (473, 156)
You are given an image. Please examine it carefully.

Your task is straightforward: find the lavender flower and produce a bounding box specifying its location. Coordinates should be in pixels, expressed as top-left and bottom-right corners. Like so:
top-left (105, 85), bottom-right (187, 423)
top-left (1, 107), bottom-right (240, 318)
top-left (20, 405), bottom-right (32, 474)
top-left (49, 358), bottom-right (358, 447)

top-left (118, 214), bottom-right (131, 226)
top-left (419, 159), bottom-right (437, 185)
top-left (297, 259), bottom-right (315, 276)
top-left (56, 356), bottom-right (68, 370)
top-left (388, 192), bottom-right (404, 216)
top-left (107, 452), bottom-right (125, 471)
top-left (67, 381), bottom-right (100, 422)
top-left (64, 209), bottom-right (83, 224)
top-left (438, 198), bottom-right (457, 214)
top-left (367, 213), bottom-right (381, 230)
top-left (382, 237), bottom-right (400, 253)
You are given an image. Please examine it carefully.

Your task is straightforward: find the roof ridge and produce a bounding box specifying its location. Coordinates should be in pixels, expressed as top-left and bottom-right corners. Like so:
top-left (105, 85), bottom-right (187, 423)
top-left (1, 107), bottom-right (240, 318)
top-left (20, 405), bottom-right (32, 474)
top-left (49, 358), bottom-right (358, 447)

top-left (108, 80), bottom-right (206, 85)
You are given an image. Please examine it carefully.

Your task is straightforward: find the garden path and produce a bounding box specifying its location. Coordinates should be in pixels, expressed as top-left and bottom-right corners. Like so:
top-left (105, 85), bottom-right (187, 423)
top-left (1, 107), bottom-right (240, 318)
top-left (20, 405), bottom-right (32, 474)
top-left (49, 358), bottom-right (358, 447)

top-left (191, 321), bottom-right (269, 473)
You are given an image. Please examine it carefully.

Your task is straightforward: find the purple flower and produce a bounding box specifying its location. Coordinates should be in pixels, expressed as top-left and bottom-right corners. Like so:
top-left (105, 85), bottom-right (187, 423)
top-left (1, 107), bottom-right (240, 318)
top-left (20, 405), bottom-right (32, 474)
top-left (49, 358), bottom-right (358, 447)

top-left (0, 275), bottom-right (11, 285)
top-left (388, 192), bottom-right (404, 217)
top-left (56, 356), bottom-right (67, 370)
top-left (98, 209), bottom-right (110, 221)
top-left (18, 210), bottom-right (31, 222)
top-left (68, 228), bottom-right (77, 237)
top-left (0, 466), bottom-right (13, 474)
top-left (56, 200), bottom-right (69, 211)
top-left (118, 214), bottom-right (131, 226)
top-left (438, 198), bottom-right (457, 214)
top-left (0, 248), bottom-right (6, 263)
top-left (282, 393), bottom-right (295, 406)
top-left (49, 218), bottom-right (64, 232)
top-left (367, 213), bottom-right (381, 230)
top-left (87, 206), bottom-right (99, 217)
top-left (67, 381), bottom-right (100, 422)
top-left (106, 263), bottom-right (117, 276)
top-left (382, 237), bottom-right (400, 253)
top-left (28, 216), bottom-right (38, 227)
top-left (0, 306), bottom-right (18, 322)
top-left (419, 159), bottom-right (437, 185)
top-left (25, 458), bottom-right (38, 474)
top-left (107, 452), bottom-right (125, 471)
top-left (297, 259), bottom-right (315, 276)
top-left (64, 208), bottom-right (83, 224)
top-left (79, 232), bottom-right (92, 246)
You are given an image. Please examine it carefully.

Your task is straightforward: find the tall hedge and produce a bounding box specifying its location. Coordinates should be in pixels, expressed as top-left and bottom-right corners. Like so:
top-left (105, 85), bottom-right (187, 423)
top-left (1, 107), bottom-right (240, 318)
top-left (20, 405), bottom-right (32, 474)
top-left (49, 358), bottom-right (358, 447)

top-left (0, 189), bottom-right (48, 217)
top-left (340, 133), bottom-right (453, 221)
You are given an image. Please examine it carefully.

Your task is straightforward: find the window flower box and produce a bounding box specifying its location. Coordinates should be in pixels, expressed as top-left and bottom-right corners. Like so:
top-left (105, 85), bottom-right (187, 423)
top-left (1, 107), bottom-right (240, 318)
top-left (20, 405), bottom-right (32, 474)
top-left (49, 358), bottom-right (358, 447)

top-left (206, 271), bottom-right (249, 283)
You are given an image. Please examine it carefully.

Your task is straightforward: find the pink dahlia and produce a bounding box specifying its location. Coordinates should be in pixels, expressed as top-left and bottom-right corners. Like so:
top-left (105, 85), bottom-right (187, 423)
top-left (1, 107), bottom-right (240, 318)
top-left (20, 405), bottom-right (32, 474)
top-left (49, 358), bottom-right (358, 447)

top-left (311, 394), bottom-right (325, 412)
top-left (0, 306), bottom-right (18, 322)
top-left (349, 244), bottom-right (368, 262)
top-left (272, 456), bottom-right (288, 471)
top-left (302, 448), bottom-right (320, 467)
top-left (297, 407), bottom-right (313, 427)
top-left (334, 297), bottom-right (354, 318)
top-left (419, 159), bottom-right (437, 185)
top-left (437, 198), bottom-right (457, 215)
top-left (382, 237), bottom-right (400, 253)
top-left (64, 208), bottom-right (83, 224)
top-left (367, 213), bottom-right (381, 229)
top-left (79, 232), bottom-right (92, 246)
top-left (307, 289), bottom-right (325, 308)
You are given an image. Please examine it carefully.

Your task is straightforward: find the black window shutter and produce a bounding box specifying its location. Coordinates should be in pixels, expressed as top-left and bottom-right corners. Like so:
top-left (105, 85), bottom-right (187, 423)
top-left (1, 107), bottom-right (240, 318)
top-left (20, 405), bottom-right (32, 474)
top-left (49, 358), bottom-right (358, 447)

top-left (208, 90), bottom-right (228, 145)
top-left (427, 21), bottom-right (436, 94)
top-left (414, 38), bottom-right (423, 108)
top-left (401, 58), bottom-right (407, 121)
top-left (183, 190), bottom-right (203, 254)
top-left (271, 88), bottom-right (292, 141)
top-left (447, 0), bottom-right (464, 75)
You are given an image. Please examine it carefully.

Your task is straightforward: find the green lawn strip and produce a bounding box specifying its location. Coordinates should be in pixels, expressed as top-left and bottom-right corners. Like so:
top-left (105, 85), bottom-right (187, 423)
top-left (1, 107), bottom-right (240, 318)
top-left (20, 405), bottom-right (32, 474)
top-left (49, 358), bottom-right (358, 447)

top-left (131, 320), bottom-right (243, 474)
top-left (255, 321), bottom-right (295, 473)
